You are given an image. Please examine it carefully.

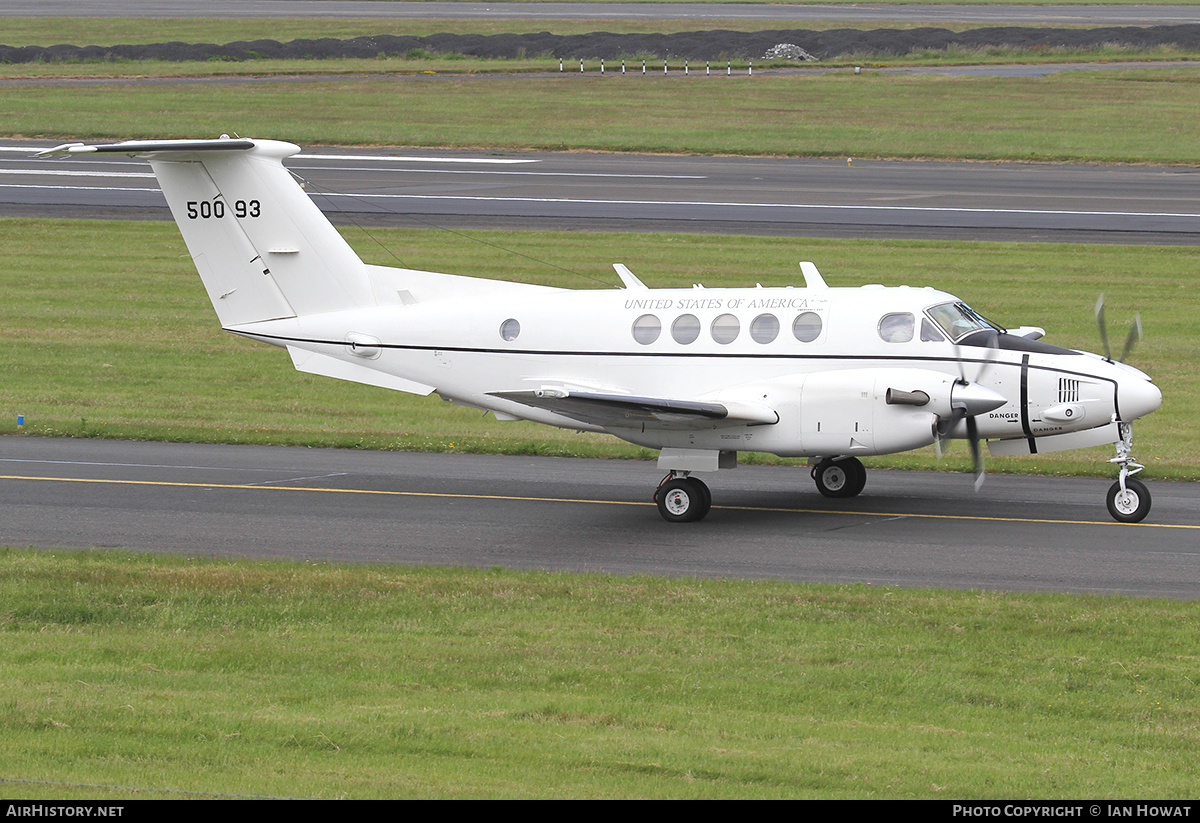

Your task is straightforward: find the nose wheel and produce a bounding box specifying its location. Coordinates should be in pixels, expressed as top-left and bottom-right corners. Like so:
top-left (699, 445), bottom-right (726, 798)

top-left (654, 472), bottom-right (712, 522)
top-left (1107, 477), bottom-right (1151, 523)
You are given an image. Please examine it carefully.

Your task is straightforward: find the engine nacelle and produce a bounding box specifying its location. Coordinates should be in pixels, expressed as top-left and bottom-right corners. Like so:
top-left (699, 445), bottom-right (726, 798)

top-left (797, 369), bottom-right (947, 455)
top-left (708, 367), bottom-right (1004, 457)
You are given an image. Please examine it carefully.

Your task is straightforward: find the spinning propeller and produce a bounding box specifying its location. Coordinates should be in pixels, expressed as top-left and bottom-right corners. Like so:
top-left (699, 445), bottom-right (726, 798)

top-left (937, 330), bottom-right (1000, 490)
top-left (1095, 293), bottom-right (1143, 364)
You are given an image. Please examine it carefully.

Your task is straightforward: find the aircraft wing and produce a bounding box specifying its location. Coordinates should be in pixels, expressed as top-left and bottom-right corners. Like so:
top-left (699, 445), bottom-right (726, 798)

top-left (489, 389), bottom-right (778, 430)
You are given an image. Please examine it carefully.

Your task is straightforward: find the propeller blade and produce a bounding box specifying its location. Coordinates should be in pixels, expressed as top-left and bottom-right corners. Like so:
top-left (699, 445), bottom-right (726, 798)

top-left (972, 330), bottom-right (1000, 384)
top-left (1095, 293), bottom-right (1112, 362)
top-left (966, 416), bottom-right (985, 491)
top-left (1118, 312), bottom-right (1142, 363)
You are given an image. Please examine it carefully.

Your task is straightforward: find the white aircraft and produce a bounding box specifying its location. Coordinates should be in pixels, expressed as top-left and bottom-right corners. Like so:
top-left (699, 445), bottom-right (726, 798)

top-left (39, 137), bottom-right (1163, 523)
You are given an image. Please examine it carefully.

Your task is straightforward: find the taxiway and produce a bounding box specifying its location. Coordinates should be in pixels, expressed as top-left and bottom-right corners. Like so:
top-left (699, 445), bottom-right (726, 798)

top-left (2, 438), bottom-right (1197, 598)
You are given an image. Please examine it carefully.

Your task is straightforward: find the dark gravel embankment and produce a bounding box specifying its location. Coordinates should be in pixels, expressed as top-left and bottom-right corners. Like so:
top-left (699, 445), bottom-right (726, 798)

top-left (3, 25), bottom-right (1200, 64)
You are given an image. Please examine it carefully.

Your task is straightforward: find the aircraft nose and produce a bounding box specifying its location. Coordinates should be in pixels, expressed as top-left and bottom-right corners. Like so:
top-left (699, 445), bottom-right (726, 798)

top-left (1119, 378), bottom-right (1162, 421)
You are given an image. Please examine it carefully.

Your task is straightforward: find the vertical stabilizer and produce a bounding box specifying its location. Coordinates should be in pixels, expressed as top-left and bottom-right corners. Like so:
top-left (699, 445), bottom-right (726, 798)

top-left (40, 137), bottom-right (375, 327)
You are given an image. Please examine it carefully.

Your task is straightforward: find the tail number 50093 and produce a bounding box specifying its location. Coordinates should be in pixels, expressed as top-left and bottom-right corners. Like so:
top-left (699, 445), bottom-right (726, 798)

top-left (186, 199), bottom-right (261, 219)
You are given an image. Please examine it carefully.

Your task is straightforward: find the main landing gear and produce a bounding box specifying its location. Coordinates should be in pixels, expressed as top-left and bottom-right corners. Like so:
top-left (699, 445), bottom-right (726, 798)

top-left (654, 471), bottom-right (712, 523)
top-left (654, 457), bottom-right (870, 523)
top-left (1107, 421), bottom-right (1151, 523)
top-left (811, 456), bottom-right (867, 499)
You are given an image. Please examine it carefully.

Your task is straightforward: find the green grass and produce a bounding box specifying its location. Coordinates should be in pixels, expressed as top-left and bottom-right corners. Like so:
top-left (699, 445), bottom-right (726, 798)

top-left (1, 218), bottom-right (1193, 480)
top-left (0, 10), bottom-right (1178, 50)
top-left (2, 549), bottom-right (1197, 799)
top-left (8, 69), bottom-right (1200, 163)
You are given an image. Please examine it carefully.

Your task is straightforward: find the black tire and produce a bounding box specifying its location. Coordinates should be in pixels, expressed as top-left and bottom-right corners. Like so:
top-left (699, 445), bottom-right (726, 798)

top-left (655, 477), bottom-right (711, 523)
top-left (1106, 478), bottom-right (1151, 523)
top-left (813, 457), bottom-right (867, 499)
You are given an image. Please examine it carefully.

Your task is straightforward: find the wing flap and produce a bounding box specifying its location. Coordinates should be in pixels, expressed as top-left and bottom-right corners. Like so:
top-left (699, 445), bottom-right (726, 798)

top-left (489, 389), bottom-right (777, 430)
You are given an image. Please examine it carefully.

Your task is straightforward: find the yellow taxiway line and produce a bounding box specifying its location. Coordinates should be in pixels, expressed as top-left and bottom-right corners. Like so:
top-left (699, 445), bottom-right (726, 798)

top-left (4, 474), bottom-right (1197, 529)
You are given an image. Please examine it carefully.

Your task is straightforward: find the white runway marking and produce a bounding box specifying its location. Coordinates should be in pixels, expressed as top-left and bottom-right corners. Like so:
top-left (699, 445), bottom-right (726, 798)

top-left (298, 152), bottom-right (537, 164)
top-left (289, 164), bottom-right (704, 179)
top-left (0, 169), bottom-right (155, 179)
top-left (5, 180), bottom-right (1197, 222)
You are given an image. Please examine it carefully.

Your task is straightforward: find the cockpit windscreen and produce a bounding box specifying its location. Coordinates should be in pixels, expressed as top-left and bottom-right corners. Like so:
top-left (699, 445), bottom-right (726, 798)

top-left (926, 301), bottom-right (1004, 343)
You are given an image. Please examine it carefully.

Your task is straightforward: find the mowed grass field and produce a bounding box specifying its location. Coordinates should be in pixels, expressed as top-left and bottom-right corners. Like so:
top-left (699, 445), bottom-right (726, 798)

top-left (3, 11), bottom-right (1200, 800)
top-left (3, 549), bottom-right (1200, 800)
top-left (7, 69), bottom-right (1200, 163)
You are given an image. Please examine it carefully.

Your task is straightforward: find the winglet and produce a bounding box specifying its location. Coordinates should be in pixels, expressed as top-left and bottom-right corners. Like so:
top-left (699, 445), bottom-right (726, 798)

top-left (613, 263), bottom-right (649, 291)
top-left (800, 261), bottom-right (828, 289)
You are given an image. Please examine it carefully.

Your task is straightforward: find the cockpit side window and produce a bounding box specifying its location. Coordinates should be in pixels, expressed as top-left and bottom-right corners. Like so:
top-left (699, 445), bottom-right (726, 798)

top-left (878, 312), bottom-right (914, 343)
top-left (920, 317), bottom-right (945, 342)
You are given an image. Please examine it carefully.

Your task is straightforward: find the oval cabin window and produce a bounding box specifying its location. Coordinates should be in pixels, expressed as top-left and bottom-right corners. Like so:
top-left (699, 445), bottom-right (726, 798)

top-left (632, 314), bottom-right (662, 345)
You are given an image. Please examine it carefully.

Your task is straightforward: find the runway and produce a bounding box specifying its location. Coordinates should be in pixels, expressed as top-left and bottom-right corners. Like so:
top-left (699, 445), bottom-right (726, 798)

top-left (2, 437), bottom-right (1198, 598)
top-left (6, 141), bottom-right (1200, 243)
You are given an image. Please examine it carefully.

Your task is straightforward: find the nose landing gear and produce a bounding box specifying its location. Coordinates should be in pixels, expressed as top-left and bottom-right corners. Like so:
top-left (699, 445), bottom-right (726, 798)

top-left (1107, 422), bottom-right (1151, 523)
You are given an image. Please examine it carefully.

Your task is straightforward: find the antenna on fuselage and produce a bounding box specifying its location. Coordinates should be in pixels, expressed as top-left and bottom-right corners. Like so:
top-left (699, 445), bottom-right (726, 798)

top-left (613, 263), bottom-right (649, 290)
top-left (800, 261), bottom-right (828, 289)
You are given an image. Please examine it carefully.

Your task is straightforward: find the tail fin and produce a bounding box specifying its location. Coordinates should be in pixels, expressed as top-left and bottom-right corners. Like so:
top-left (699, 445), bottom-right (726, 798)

top-left (40, 137), bottom-right (374, 327)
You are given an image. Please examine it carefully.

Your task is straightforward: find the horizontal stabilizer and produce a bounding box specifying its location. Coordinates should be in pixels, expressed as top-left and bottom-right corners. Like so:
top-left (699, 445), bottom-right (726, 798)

top-left (38, 138), bottom-right (256, 157)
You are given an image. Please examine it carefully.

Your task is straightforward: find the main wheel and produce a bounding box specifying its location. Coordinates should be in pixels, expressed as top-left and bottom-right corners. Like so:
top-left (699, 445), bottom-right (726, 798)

top-left (812, 457), bottom-right (866, 499)
top-left (1107, 478), bottom-right (1151, 523)
top-left (655, 477), bottom-right (711, 523)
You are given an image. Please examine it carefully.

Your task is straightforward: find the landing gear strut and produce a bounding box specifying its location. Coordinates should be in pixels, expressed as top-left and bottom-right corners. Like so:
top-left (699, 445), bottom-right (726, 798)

top-left (1107, 422), bottom-right (1151, 523)
top-left (811, 457), bottom-right (867, 499)
top-left (654, 471), bottom-right (711, 523)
